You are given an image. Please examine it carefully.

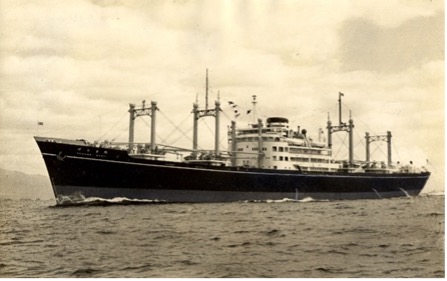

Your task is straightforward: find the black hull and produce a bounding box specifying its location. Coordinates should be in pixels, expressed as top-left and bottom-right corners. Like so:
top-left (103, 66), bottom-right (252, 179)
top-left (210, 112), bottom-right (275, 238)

top-left (35, 137), bottom-right (430, 203)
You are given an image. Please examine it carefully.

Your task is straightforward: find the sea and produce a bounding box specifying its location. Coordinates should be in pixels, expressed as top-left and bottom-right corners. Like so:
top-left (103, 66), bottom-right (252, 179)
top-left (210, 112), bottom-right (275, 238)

top-left (0, 194), bottom-right (444, 278)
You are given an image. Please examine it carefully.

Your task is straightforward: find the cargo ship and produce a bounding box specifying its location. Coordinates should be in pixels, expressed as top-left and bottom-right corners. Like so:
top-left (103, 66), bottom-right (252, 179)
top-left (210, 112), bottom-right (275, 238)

top-left (35, 74), bottom-right (430, 204)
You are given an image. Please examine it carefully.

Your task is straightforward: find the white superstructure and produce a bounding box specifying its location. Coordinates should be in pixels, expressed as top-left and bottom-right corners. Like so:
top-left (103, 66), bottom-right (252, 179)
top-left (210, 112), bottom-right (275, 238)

top-left (229, 117), bottom-right (340, 172)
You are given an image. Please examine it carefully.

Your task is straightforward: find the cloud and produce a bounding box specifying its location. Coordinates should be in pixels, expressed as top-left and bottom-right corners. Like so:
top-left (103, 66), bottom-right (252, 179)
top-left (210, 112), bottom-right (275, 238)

top-left (338, 12), bottom-right (444, 72)
top-left (348, 0), bottom-right (443, 27)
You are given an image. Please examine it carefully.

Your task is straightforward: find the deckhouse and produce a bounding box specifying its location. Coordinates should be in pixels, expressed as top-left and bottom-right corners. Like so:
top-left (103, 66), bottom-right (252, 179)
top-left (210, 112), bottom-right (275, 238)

top-left (229, 116), bottom-right (339, 172)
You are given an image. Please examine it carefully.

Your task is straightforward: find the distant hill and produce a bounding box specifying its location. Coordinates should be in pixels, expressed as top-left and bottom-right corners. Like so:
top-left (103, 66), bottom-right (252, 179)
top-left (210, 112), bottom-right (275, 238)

top-left (0, 168), bottom-right (53, 200)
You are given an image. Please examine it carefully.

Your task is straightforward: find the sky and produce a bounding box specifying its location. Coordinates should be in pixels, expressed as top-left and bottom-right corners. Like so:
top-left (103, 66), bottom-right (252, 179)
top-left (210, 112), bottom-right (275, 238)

top-left (0, 0), bottom-right (444, 193)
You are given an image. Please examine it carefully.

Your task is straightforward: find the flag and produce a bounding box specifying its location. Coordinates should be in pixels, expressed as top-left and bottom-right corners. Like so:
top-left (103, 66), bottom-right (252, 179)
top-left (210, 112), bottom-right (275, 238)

top-left (339, 92), bottom-right (344, 96)
top-left (37, 121), bottom-right (44, 126)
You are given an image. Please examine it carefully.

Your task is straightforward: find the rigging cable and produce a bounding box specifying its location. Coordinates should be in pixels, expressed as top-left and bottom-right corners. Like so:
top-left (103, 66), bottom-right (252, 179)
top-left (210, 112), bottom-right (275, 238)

top-left (159, 110), bottom-right (194, 143)
top-left (345, 103), bottom-right (378, 136)
top-left (138, 116), bottom-right (168, 144)
top-left (370, 143), bottom-right (386, 161)
top-left (392, 141), bottom-right (402, 162)
top-left (200, 117), bottom-right (216, 138)
top-left (349, 107), bottom-right (397, 162)
top-left (340, 103), bottom-right (392, 162)
top-left (333, 132), bottom-right (348, 159)
top-left (169, 126), bottom-right (198, 149)
top-left (95, 110), bottom-right (129, 142)
top-left (352, 127), bottom-right (366, 161)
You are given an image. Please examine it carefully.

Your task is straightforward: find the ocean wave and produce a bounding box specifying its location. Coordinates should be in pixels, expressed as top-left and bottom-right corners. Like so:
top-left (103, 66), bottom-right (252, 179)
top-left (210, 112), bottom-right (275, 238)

top-left (52, 195), bottom-right (166, 207)
top-left (244, 197), bottom-right (330, 203)
top-left (2, 195), bottom-right (444, 278)
top-left (420, 192), bottom-right (445, 197)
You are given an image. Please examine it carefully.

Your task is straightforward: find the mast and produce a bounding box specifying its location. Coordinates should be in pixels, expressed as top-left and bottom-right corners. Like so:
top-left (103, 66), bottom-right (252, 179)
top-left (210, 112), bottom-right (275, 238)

top-left (365, 132), bottom-right (370, 162)
top-left (338, 92), bottom-right (343, 125)
top-left (150, 101), bottom-right (158, 153)
top-left (192, 102), bottom-right (199, 156)
top-left (191, 69), bottom-right (221, 159)
top-left (365, 131), bottom-right (392, 166)
top-left (348, 111), bottom-right (354, 166)
top-left (326, 113), bottom-right (332, 149)
top-left (387, 131), bottom-right (392, 167)
top-left (252, 95), bottom-right (257, 124)
top-left (230, 121), bottom-right (237, 166)
top-left (214, 95), bottom-right (221, 157)
top-left (327, 92), bottom-right (355, 167)
top-left (128, 104), bottom-right (136, 151)
top-left (257, 118), bottom-right (263, 168)
top-left (128, 100), bottom-right (158, 153)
